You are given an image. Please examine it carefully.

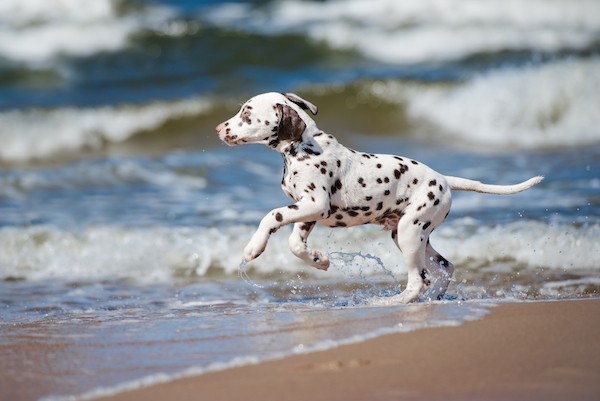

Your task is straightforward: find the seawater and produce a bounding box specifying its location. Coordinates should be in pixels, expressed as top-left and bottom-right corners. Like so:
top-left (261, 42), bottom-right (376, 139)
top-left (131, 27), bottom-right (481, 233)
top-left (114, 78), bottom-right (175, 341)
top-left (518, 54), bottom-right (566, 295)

top-left (0, 0), bottom-right (599, 400)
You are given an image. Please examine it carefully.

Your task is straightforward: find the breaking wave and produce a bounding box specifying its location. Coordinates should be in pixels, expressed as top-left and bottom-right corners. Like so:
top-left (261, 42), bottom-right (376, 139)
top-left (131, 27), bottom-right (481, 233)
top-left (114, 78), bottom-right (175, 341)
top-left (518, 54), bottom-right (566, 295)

top-left (204, 0), bottom-right (600, 64)
top-left (368, 58), bottom-right (600, 149)
top-left (0, 97), bottom-right (212, 163)
top-left (1, 220), bottom-right (598, 283)
top-left (0, 0), bottom-right (176, 64)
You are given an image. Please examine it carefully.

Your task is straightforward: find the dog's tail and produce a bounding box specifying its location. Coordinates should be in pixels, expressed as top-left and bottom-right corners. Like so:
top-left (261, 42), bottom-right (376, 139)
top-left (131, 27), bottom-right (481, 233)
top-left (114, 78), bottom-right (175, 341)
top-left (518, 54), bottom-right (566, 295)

top-left (445, 175), bottom-right (543, 195)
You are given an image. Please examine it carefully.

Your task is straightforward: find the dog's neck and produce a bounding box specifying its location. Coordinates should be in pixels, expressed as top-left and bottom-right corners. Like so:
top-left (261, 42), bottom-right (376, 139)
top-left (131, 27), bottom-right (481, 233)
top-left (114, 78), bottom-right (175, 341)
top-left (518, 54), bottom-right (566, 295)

top-left (279, 128), bottom-right (325, 160)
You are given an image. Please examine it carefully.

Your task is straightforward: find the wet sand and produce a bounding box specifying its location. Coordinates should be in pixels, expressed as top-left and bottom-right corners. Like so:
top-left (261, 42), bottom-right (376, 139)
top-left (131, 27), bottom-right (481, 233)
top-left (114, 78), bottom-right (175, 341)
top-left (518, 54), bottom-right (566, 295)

top-left (96, 299), bottom-right (600, 401)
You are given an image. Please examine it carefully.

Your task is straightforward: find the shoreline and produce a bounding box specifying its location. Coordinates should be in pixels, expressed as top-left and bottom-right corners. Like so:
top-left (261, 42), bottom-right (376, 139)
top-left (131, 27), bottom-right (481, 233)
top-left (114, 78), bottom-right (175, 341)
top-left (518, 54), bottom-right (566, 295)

top-left (95, 298), bottom-right (600, 401)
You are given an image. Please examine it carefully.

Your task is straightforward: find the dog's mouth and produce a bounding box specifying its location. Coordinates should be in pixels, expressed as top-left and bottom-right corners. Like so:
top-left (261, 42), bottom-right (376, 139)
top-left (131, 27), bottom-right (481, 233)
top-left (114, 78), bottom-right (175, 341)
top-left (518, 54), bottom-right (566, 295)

top-left (216, 123), bottom-right (239, 146)
top-left (221, 134), bottom-right (240, 146)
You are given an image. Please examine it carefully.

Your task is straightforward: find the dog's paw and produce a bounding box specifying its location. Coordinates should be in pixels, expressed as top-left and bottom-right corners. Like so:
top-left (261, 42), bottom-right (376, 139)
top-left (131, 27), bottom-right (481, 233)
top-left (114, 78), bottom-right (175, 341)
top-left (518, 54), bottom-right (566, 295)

top-left (391, 281), bottom-right (424, 304)
top-left (243, 234), bottom-right (268, 262)
top-left (309, 251), bottom-right (330, 271)
top-left (243, 244), bottom-right (264, 262)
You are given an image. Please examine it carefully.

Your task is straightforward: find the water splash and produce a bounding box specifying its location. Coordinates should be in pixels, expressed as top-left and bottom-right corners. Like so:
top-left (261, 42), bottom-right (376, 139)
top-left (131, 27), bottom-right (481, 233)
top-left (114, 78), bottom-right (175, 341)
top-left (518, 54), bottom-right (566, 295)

top-left (238, 259), bottom-right (265, 289)
top-left (328, 251), bottom-right (397, 280)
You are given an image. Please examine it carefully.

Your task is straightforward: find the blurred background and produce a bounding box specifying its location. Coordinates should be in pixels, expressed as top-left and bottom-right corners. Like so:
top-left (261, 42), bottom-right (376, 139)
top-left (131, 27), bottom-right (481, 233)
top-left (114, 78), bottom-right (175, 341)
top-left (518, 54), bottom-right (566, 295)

top-left (1, 0), bottom-right (599, 167)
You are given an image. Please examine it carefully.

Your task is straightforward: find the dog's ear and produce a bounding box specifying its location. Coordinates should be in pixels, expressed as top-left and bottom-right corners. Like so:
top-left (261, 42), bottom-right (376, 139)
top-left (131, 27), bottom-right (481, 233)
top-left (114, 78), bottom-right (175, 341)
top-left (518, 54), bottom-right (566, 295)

top-left (283, 93), bottom-right (318, 115)
top-left (276, 103), bottom-right (306, 142)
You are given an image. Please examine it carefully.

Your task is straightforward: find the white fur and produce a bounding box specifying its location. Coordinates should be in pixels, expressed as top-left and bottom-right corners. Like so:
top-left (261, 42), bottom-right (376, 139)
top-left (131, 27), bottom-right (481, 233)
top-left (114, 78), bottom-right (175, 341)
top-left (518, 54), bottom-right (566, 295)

top-left (216, 92), bottom-right (543, 303)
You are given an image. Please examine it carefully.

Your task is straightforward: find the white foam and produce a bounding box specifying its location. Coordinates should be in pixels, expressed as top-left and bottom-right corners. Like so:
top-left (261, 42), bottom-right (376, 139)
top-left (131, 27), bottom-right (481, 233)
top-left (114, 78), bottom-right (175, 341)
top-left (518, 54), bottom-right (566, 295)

top-left (435, 219), bottom-right (600, 271)
top-left (1, 219), bottom-right (597, 283)
top-left (205, 0), bottom-right (600, 64)
top-left (369, 58), bottom-right (600, 149)
top-left (0, 0), bottom-right (176, 63)
top-left (0, 98), bottom-right (212, 163)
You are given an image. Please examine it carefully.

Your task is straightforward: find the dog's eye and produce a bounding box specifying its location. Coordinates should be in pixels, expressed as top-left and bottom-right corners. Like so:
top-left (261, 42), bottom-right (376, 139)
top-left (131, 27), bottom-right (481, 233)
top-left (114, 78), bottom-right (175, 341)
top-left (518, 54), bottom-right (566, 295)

top-left (241, 109), bottom-right (252, 124)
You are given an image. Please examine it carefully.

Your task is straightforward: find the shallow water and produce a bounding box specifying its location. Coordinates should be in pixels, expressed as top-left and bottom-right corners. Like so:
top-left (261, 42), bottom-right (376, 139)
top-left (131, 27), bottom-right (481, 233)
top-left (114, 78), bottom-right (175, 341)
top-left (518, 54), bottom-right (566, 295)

top-left (0, 1), bottom-right (599, 400)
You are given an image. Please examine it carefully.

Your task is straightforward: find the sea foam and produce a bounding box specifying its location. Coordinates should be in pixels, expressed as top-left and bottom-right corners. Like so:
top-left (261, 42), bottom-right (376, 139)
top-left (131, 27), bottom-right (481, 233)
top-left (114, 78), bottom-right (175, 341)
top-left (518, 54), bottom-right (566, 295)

top-left (0, 0), bottom-right (176, 64)
top-left (204, 0), bottom-right (600, 64)
top-left (0, 98), bottom-right (212, 163)
top-left (369, 58), bottom-right (600, 149)
top-left (1, 220), bottom-right (597, 283)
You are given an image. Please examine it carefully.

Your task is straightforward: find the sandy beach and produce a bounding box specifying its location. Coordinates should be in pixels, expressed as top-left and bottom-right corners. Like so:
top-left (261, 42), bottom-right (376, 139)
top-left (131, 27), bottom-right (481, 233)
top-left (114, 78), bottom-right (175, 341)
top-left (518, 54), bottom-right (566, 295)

top-left (93, 299), bottom-right (600, 401)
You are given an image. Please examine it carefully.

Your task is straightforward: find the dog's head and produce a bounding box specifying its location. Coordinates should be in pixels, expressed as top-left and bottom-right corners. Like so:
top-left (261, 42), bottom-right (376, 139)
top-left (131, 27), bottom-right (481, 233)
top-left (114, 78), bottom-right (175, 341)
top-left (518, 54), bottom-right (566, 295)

top-left (216, 92), bottom-right (318, 150)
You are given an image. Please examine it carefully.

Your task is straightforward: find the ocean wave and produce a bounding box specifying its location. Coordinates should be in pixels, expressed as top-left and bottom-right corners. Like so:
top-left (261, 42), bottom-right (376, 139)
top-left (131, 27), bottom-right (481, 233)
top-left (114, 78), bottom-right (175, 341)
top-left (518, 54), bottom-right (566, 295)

top-left (0, 0), bottom-right (177, 64)
top-left (1, 220), bottom-right (597, 283)
top-left (0, 97), bottom-right (212, 163)
top-left (368, 58), bottom-right (600, 149)
top-left (204, 0), bottom-right (600, 64)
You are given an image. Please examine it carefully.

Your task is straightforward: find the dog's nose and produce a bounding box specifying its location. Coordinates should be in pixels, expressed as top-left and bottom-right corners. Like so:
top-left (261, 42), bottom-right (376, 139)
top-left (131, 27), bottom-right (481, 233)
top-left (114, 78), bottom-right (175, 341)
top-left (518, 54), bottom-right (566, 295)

top-left (215, 123), bottom-right (224, 134)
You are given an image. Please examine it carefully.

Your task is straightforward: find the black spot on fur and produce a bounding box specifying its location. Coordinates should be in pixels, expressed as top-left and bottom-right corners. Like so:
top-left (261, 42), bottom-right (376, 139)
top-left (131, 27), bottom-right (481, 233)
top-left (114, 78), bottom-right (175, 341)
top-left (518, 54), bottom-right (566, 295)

top-left (428, 192), bottom-right (435, 200)
top-left (300, 223), bottom-right (313, 231)
top-left (435, 253), bottom-right (450, 267)
top-left (287, 204), bottom-right (299, 210)
top-left (304, 147), bottom-right (321, 156)
top-left (429, 179), bottom-right (437, 187)
top-left (275, 213), bottom-right (283, 222)
top-left (420, 270), bottom-right (431, 286)
top-left (423, 221), bottom-right (431, 230)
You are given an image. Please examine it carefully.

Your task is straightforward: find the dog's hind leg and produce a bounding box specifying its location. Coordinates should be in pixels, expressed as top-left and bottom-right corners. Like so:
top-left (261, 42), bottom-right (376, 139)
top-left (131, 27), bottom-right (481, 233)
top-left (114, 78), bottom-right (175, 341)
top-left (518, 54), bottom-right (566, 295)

top-left (289, 221), bottom-right (330, 270)
top-left (420, 240), bottom-right (454, 301)
top-left (387, 226), bottom-right (428, 304)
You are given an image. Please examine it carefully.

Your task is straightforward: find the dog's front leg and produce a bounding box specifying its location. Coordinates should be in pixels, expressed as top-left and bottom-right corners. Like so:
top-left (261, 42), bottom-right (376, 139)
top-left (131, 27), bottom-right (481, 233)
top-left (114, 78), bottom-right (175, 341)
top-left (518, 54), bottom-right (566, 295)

top-left (244, 198), bottom-right (329, 263)
top-left (289, 221), bottom-right (330, 270)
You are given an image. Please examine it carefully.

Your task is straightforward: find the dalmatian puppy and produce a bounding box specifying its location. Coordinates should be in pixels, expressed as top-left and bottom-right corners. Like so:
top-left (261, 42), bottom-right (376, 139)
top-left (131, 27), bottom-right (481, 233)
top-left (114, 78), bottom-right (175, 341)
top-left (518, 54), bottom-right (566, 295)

top-left (215, 92), bottom-right (543, 303)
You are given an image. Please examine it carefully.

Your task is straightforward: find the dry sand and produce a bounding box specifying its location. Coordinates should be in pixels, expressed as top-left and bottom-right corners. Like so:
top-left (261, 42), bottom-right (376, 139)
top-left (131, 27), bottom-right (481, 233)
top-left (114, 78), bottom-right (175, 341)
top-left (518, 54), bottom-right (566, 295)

top-left (97, 299), bottom-right (600, 401)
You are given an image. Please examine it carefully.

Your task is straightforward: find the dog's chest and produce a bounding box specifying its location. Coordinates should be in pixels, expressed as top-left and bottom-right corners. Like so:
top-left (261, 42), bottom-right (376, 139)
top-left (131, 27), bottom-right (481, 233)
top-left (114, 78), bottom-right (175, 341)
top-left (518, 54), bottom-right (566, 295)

top-left (280, 135), bottom-right (340, 200)
top-left (281, 156), bottom-right (333, 203)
